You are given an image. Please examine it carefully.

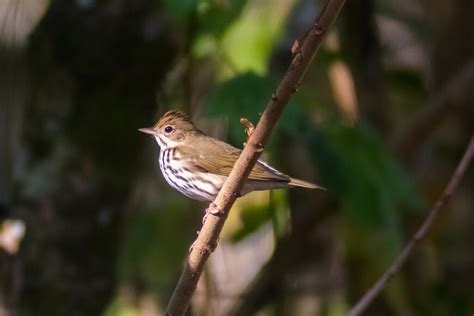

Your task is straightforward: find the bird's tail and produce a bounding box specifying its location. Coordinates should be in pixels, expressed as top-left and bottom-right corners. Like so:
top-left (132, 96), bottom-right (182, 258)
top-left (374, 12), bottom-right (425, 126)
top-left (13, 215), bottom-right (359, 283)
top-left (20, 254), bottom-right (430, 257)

top-left (289, 177), bottom-right (326, 190)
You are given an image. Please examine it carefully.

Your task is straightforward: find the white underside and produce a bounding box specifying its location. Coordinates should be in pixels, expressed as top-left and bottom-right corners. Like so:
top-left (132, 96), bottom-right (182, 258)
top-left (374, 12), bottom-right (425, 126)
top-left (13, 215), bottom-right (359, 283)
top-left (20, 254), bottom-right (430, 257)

top-left (158, 151), bottom-right (288, 202)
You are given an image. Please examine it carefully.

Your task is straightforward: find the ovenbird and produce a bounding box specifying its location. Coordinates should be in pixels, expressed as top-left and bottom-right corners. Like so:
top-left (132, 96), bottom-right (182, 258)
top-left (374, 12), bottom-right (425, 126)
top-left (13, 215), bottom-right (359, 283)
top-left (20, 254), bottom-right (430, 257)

top-left (139, 110), bottom-right (324, 202)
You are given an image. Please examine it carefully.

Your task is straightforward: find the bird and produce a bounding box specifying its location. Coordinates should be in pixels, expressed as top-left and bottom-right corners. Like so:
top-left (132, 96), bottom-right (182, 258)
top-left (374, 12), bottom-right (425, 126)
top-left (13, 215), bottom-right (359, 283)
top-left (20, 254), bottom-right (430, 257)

top-left (139, 110), bottom-right (324, 202)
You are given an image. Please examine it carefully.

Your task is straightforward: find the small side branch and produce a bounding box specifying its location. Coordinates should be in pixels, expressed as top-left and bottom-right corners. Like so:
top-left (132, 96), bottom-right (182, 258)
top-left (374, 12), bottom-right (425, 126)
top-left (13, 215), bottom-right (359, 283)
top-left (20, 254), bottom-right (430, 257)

top-left (348, 135), bottom-right (474, 316)
top-left (164, 1), bottom-right (346, 315)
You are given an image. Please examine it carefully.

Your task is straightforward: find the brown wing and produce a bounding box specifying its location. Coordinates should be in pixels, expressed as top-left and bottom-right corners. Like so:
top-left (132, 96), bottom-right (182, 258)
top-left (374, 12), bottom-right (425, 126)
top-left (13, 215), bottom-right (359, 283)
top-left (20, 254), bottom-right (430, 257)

top-left (179, 136), bottom-right (290, 182)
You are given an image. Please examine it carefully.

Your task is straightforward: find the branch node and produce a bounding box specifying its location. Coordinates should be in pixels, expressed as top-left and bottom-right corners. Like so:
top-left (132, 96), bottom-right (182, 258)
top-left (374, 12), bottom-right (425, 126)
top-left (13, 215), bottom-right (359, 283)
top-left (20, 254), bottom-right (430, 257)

top-left (254, 142), bottom-right (265, 153)
top-left (208, 202), bottom-right (224, 215)
top-left (292, 84), bottom-right (300, 93)
top-left (291, 39), bottom-right (300, 55)
top-left (313, 22), bottom-right (325, 35)
top-left (291, 40), bottom-right (305, 64)
top-left (271, 91), bottom-right (279, 101)
top-left (240, 117), bottom-right (255, 139)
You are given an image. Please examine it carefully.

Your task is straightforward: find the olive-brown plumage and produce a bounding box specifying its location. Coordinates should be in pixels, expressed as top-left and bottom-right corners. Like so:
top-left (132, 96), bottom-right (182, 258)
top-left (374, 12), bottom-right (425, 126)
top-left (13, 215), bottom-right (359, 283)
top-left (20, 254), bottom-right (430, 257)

top-left (139, 110), bottom-right (324, 201)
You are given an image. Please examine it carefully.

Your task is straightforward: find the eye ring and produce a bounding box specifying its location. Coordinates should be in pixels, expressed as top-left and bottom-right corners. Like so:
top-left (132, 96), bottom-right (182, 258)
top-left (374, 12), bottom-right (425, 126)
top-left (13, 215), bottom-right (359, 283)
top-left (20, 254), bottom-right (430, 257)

top-left (164, 125), bottom-right (174, 134)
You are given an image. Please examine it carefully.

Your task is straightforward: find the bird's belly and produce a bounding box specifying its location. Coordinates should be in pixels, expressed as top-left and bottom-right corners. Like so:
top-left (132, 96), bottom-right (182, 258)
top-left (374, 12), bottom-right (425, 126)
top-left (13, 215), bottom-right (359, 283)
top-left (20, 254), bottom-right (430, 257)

top-left (159, 149), bottom-right (225, 201)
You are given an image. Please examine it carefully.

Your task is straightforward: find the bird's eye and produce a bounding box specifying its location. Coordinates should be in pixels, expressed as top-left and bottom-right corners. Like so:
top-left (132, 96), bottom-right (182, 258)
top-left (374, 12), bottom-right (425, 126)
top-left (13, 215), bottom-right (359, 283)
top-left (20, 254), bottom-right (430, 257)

top-left (164, 126), bottom-right (174, 134)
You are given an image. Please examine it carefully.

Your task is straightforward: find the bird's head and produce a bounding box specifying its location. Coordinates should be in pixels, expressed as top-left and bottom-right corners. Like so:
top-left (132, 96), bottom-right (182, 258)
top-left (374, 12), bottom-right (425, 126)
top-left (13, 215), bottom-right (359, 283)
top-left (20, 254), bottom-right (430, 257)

top-left (139, 110), bottom-right (203, 148)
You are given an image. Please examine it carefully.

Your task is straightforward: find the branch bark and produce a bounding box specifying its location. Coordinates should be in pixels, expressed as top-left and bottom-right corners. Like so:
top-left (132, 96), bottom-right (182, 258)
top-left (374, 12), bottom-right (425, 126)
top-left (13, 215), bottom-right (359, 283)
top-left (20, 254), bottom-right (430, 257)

top-left (348, 135), bottom-right (474, 316)
top-left (164, 1), bottom-right (346, 315)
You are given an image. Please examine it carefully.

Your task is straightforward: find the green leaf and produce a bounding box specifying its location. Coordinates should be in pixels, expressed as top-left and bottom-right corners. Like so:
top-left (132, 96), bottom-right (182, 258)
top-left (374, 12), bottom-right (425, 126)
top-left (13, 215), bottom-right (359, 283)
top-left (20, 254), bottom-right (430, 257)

top-left (269, 189), bottom-right (291, 240)
top-left (203, 72), bottom-right (307, 145)
top-left (197, 0), bottom-right (248, 36)
top-left (161, 0), bottom-right (200, 21)
top-left (215, 0), bottom-right (288, 75)
top-left (387, 69), bottom-right (427, 114)
top-left (309, 122), bottom-right (424, 252)
top-left (230, 203), bottom-right (271, 243)
top-left (119, 200), bottom-right (197, 286)
top-left (161, 0), bottom-right (204, 22)
top-left (228, 189), bottom-right (290, 243)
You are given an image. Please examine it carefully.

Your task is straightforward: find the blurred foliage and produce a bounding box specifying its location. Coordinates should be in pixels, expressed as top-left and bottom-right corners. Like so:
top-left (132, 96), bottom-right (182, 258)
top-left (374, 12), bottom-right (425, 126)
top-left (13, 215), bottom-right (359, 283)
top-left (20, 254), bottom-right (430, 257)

top-left (387, 69), bottom-right (427, 115)
top-left (163, 0), bottom-right (247, 34)
top-left (203, 72), bottom-right (307, 144)
top-left (119, 203), bottom-right (194, 285)
top-left (229, 199), bottom-right (271, 243)
top-left (204, 71), bottom-right (424, 253)
top-left (313, 123), bottom-right (423, 226)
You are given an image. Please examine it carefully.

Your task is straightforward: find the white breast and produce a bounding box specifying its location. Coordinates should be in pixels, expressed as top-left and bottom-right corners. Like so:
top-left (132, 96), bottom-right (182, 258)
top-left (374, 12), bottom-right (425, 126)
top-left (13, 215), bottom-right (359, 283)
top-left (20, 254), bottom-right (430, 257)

top-left (158, 147), bottom-right (225, 201)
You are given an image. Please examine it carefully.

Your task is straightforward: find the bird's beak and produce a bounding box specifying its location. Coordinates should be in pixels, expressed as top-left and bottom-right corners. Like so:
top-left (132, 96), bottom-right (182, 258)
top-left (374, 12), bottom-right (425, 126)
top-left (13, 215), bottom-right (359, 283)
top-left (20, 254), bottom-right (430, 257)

top-left (138, 127), bottom-right (156, 135)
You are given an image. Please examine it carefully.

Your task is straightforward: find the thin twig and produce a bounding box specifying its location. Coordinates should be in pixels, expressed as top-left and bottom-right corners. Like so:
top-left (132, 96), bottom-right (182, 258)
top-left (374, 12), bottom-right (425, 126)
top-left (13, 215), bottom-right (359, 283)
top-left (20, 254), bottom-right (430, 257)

top-left (348, 135), bottom-right (474, 316)
top-left (164, 1), bottom-right (346, 315)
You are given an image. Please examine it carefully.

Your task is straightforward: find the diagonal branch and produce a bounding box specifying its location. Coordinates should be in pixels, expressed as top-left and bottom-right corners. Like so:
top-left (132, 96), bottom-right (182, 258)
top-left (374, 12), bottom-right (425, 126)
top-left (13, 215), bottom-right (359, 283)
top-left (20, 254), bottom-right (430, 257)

top-left (164, 1), bottom-right (346, 315)
top-left (348, 135), bottom-right (474, 316)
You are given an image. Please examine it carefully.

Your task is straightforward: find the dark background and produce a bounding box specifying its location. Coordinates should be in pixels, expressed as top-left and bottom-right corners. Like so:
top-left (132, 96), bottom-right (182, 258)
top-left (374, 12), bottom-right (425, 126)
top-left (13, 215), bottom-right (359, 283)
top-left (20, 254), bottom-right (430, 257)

top-left (0, 0), bottom-right (473, 315)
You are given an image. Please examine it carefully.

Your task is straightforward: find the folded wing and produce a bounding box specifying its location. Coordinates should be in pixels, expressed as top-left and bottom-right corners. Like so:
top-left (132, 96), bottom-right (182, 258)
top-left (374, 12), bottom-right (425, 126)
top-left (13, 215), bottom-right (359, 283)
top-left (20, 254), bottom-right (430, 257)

top-left (180, 137), bottom-right (291, 182)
